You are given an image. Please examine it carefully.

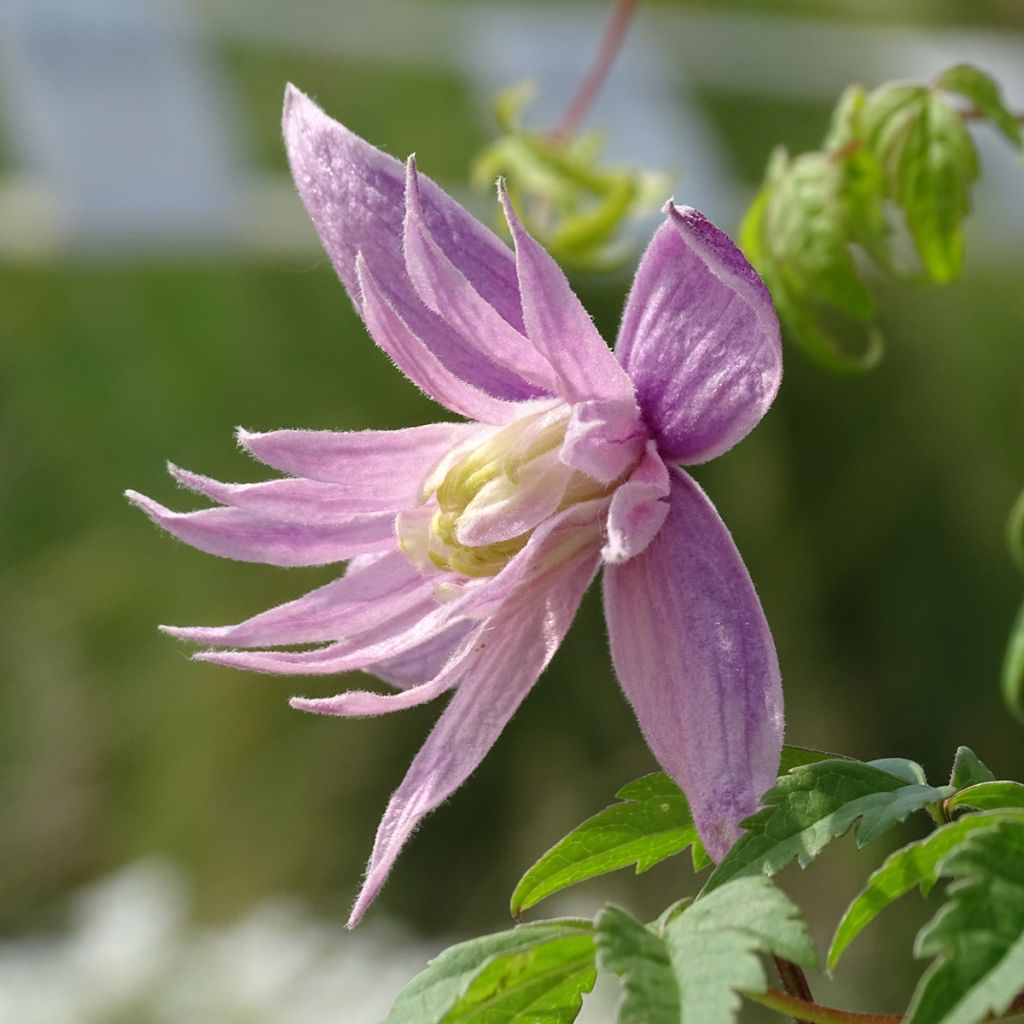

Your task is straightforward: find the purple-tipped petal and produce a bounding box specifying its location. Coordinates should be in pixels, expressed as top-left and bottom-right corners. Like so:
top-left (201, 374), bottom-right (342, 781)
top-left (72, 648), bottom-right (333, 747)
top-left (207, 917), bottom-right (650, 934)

top-left (169, 464), bottom-right (403, 522)
top-left (403, 159), bottom-right (557, 393)
top-left (127, 491), bottom-right (396, 567)
top-left (238, 422), bottom-right (479, 496)
top-left (499, 183), bottom-right (634, 404)
top-left (615, 206), bottom-right (782, 465)
top-left (560, 398), bottom-right (646, 485)
top-left (348, 548), bottom-right (600, 926)
top-left (289, 623), bottom-right (483, 717)
top-left (356, 255), bottom-right (518, 424)
top-left (161, 550), bottom-right (429, 648)
top-left (283, 85), bottom-right (541, 401)
top-left (603, 467), bottom-right (783, 861)
top-left (601, 441), bottom-right (670, 564)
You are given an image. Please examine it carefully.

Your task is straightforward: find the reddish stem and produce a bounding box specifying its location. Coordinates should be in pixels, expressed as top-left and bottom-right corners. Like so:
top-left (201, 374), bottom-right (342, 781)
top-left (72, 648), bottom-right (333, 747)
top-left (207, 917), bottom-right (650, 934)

top-left (551, 0), bottom-right (640, 140)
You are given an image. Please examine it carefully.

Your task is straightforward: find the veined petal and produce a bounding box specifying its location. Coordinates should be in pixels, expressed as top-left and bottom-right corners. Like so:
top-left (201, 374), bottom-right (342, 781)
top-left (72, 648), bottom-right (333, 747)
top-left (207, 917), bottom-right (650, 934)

top-left (126, 491), bottom-right (395, 567)
top-left (160, 550), bottom-right (429, 647)
top-left (603, 467), bottom-right (783, 861)
top-left (288, 622), bottom-right (484, 717)
top-left (371, 620), bottom-right (476, 688)
top-left (169, 464), bottom-right (402, 522)
top-left (357, 255), bottom-right (519, 425)
top-left (560, 398), bottom-right (646, 485)
top-left (499, 183), bottom-right (634, 404)
top-left (601, 441), bottom-right (670, 564)
top-left (615, 205), bottom-right (782, 464)
top-left (402, 159), bottom-right (557, 393)
top-left (237, 422), bottom-right (480, 497)
top-left (348, 548), bottom-right (600, 925)
top-left (283, 85), bottom-right (540, 401)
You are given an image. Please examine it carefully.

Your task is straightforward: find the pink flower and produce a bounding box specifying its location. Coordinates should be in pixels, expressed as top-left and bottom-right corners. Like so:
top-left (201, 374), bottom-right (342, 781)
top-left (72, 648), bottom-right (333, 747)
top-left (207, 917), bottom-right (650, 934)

top-left (128, 86), bottom-right (784, 926)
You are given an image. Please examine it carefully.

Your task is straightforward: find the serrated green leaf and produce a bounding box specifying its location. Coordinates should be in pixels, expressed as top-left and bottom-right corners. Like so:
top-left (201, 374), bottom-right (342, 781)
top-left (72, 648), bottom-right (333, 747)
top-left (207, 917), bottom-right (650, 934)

top-left (937, 64), bottom-right (1023, 147)
top-left (509, 774), bottom-right (705, 918)
top-left (382, 921), bottom-right (590, 1024)
top-left (907, 819), bottom-right (1024, 1024)
top-left (596, 905), bottom-right (680, 1024)
top-left (945, 781), bottom-right (1024, 814)
top-left (510, 748), bottom-right (834, 918)
top-left (869, 757), bottom-right (929, 785)
top-left (442, 932), bottom-right (596, 1024)
top-left (668, 878), bottom-right (817, 1024)
top-left (702, 759), bottom-right (954, 896)
top-left (829, 810), bottom-right (1024, 971)
top-left (949, 747), bottom-right (996, 790)
top-left (1003, 599), bottom-right (1024, 724)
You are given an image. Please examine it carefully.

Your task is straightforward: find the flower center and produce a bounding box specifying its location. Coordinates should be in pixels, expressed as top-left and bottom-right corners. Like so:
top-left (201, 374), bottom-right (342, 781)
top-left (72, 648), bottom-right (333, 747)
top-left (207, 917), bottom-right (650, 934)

top-left (397, 405), bottom-right (608, 579)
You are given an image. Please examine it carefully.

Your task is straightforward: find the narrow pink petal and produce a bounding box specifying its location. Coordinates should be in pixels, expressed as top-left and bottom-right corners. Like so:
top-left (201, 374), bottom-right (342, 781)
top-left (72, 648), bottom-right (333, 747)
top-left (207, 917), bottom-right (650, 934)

top-left (348, 549), bottom-right (600, 925)
top-left (402, 159), bottom-right (557, 393)
top-left (371, 620), bottom-right (476, 688)
top-left (603, 467), bottom-right (783, 862)
top-left (160, 550), bottom-right (429, 647)
top-left (601, 441), bottom-right (670, 564)
top-left (237, 422), bottom-right (479, 495)
top-left (169, 465), bottom-right (401, 522)
top-left (288, 623), bottom-right (483, 717)
top-left (615, 205), bottom-right (782, 465)
top-left (560, 398), bottom-right (647, 485)
top-left (126, 490), bottom-right (395, 567)
top-left (356, 255), bottom-right (518, 425)
top-left (283, 85), bottom-right (541, 401)
top-left (499, 182), bottom-right (634, 404)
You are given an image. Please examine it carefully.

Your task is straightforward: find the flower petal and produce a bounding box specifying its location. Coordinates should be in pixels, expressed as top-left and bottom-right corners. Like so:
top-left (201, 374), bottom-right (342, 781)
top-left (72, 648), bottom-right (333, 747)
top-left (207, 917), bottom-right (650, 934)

top-left (560, 398), bottom-right (646, 485)
top-left (356, 255), bottom-right (518, 424)
top-left (288, 622), bottom-right (484, 717)
top-left (403, 158), bottom-right (557, 393)
top-left (371, 620), bottom-right (477, 688)
top-left (601, 441), bottom-right (670, 564)
top-left (160, 550), bottom-right (429, 647)
top-left (283, 85), bottom-right (540, 401)
top-left (347, 548), bottom-right (600, 925)
top-left (237, 422), bottom-right (479, 497)
top-left (603, 467), bottom-right (783, 861)
top-left (615, 205), bottom-right (782, 464)
top-left (168, 464), bottom-right (402, 522)
top-left (126, 491), bottom-right (395, 567)
top-left (498, 183), bottom-right (634, 404)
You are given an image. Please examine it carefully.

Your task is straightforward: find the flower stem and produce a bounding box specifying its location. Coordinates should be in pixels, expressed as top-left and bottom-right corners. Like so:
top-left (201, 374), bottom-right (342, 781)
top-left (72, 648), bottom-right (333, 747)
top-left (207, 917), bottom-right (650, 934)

top-left (551, 0), bottom-right (640, 140)
top-left (745, 989), bottom-right (902, 1024)
top-left (773, 955), bottom-right (815, 1023)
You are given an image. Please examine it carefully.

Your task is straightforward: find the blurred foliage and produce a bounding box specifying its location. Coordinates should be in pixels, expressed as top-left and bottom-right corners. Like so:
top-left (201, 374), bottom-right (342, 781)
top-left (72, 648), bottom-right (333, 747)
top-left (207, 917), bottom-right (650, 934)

top-left (472, 83), bottom-right (670, 272)
top-left (740, 66), bottom-right (1022, 371)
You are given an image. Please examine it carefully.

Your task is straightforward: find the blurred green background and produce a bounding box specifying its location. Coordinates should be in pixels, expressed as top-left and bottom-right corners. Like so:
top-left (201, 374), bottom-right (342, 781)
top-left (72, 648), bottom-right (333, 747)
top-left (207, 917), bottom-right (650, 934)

top-left (1, 0), bottom-right (1022, 1019)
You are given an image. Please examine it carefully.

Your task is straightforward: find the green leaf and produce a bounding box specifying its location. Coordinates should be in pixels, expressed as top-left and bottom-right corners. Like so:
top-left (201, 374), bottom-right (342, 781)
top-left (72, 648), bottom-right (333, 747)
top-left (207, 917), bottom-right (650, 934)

top-left (829, 810), bottom-right (1024, 970)
top-left (945, 781), bottom-right (1024, 814)
top-left (1003, 599), bottom-right (1024, 724)
top-left (382, 921), bottom-right (590, 1024)
top-left (509, 774), bottom-right (706, 918)
top-left (949, 747), bottom-right (996, 790)
top-left (937, 64), bottom-right (1023, 147)
top-left (702, 759), bottom-right (954, 896)
top-left (442, 932), bottom-right (596, 1024)
top-left (907, 819), bottom-right (1024, 1024)
top-left (598, 880), bottom-right (815, 1024)
top-left (510, 747), bottom-right (834, 917)
top-left (596, 905), bottom-right (680, 1024)
top-left (667, 878), bottom-right (816, 1024)
top-left (1008, 487), bottom-right (1024, 574)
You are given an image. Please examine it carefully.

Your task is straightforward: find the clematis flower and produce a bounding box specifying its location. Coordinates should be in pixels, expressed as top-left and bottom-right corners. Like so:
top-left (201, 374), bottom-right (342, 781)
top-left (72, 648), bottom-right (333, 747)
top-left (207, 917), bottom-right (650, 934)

top-left (127, 86), bottom-right (784, 926)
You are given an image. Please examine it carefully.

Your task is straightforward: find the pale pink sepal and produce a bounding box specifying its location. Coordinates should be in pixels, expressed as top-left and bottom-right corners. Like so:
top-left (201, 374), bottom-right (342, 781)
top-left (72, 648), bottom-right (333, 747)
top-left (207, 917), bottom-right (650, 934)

top-left (615, 205), bottom-right (781, 465)
top-left (560, 398), bottom-right (646, 485)
top-left (603, 467), bottom-right (783, 861)
top-left (498, 183), bottom-right (634, 405)
top-left (601, 441), bottom-right (670, 564)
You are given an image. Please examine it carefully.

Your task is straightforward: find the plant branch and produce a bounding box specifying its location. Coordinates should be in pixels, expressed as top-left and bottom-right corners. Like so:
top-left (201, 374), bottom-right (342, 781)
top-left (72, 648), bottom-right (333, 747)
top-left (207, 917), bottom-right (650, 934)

top-left (745, 989), bottom-right (903, 1024)
top-left (552, 0), bottom-right (639, 140)
top-left (773, 956), bottom-right (815, 1024)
